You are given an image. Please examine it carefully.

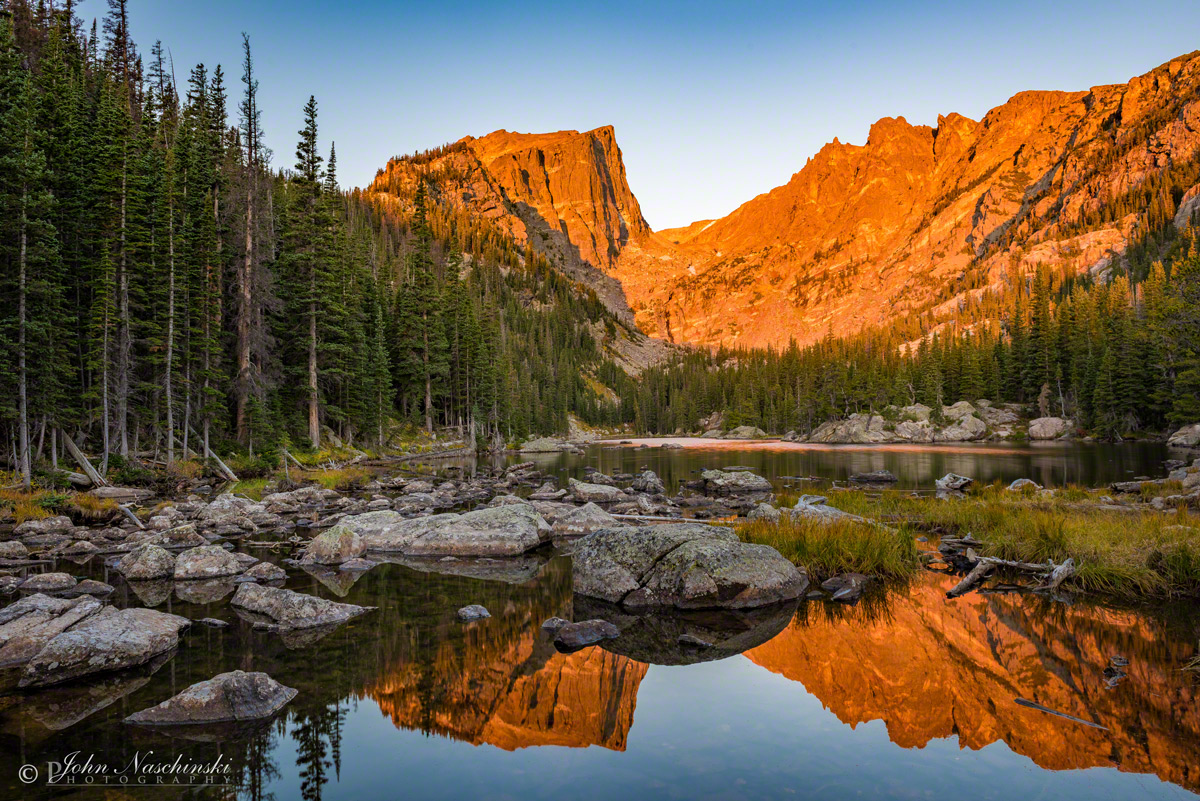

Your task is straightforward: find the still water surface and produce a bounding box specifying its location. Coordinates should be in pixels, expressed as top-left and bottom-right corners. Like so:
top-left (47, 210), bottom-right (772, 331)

top-left (1, 442), bottom-right (1198, 800)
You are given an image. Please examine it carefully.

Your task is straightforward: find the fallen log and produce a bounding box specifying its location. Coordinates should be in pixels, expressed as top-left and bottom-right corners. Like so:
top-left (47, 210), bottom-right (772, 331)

top-left (946, 560), bottom-right (995, 598)
top-left (60, 431), bottom-right (108, 487)
top-left (190, 427), bottom-right (238, 483)
top-left (117, 503), bottom-right (146, 530)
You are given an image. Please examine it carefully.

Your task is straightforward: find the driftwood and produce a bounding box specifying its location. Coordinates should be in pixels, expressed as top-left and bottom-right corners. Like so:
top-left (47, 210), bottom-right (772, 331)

top-left (282, 450), bottom-right (305, 470)
top-left (190, 427), bottom-right (238, 483)
top-left (943, 537), bottom-right (1077, 599)
top-left (117, 503), bottom-right (146, 530)
top-left (946, 560), bottom-right (995, 598)
top-left (60, 431), bottom-right (108, 487)
top-left (1014, 698), bottom-right (1107, 730)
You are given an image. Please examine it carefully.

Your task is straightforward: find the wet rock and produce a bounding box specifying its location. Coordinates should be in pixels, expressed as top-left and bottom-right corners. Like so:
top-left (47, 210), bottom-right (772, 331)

top-left (540, 616), bottom-right (569, 634)
top-left (17, 572), bottom-right (78, 593)
top-left (677, 633), bottom-right (713, 648)
top-left (850, 469), bottom-right (898, 484)
top-left (126, 670), bottom-right (297, 725)
top-left (456, 604), bottom-right (490, 621)
top-left (19, 606), bottom-right (191, 688)
top-left (127, 579), bottom-right (173, 607)
top-left (0, 594), bottom-right (103, 667)
top-left (0, 576), bottom-right (20, 594)
top-left (241, 561), bottom-right (287, 582)
top-left (175, 578), bottom-right (238, 605)
top-left (935, 473), bottom-right (974, 491)
top-left (197, 618), bottom-right (229, 628)
top-left (62, 579), bottom-right (114, 597)
top-left (342, 504), bottom-right (550, 556)
top-left (630, 470), bottom-right (666, 494)
top-left (117, 544), bottom-right (177, 580)
top-left (700, 469), bottom-right (772, 495)
top-left (529, 481), bottom-right (567, 501)
top-left (552, 619), bottom-right (620, 652)
top-left (568, 478), bottom-right (625, 503)
top-left (339, 557), bottom-right (376, 571)
top-left (60, 541), bottom-right (100, 557)
top-left (141, 524), bottom-right (208, 549)
top-left (230, 583), bottom-right (374, 630)
top-left (0, 541), bottom-right (29, 559)
top-left (174, 545), bottom-right (244, 580)
top-left (821, 573), bottom-right (871, 603)
top-left (1007, 478), bottom-right (1043, 492)
top-left (299, 524), bottom-right (366, 565)
top-left (1028, 416), bottom-right (1070, 440)
top-left (572, 523), bottom-right (807, 610)
top-left (553, 502), bottom-right (619, 539)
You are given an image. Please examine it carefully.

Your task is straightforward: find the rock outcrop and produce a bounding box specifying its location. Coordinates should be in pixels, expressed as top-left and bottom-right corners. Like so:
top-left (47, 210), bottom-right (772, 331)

top-left (571, 523), bottom-right (807, 610)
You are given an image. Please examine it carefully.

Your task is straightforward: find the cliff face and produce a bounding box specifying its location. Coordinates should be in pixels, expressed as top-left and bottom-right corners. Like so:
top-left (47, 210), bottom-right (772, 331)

top-left (744, 579), bottom-right (1200, 791)
top-left (370, 51), bottom-right (1200, 349)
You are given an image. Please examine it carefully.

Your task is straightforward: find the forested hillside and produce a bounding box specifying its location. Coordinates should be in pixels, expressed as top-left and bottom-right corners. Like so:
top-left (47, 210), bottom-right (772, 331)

top-left (0, 0), bottom-right (630, 490)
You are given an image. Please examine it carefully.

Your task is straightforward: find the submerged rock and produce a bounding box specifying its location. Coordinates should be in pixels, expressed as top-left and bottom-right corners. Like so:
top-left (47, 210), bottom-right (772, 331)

top-left (230, 583), bottom-right (374, 630)
top-left (126, 670), bottom-right (297, 725)
top-left (849, 469), bottom-right (898, 484)
top-left (552, 619), bottom-right (620, 652)
top-left (456, 604), bottom-right (490, 621)
top-left (572, 523), bottom-right (807, 610)
top-left (821, 573), bottom-right (871, 603)
top-left (20, 606), bottom-right (191, 688)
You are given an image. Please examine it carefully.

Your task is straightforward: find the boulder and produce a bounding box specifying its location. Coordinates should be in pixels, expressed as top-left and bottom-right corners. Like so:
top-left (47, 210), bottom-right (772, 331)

top-left (17, 572), bottom-right (78, 593)
top-left (820, 573), bottom-right (871, 603)
top-left (942, 401), bottom-right (977, 421)
top-left (0, 594), bottom-right (103, 668)
top-left (572, 523), bottom-right (807, 610)
top-left (568, 478), bottom-right (625, 503)
top-left (125, 670), bottom-right (297, 725)
top-left (456, 605), bottom-right (490, 621)
top-left (1028, 417), bottom-right (1069, 440)
top-left (518, 436), bottom-right (568, 453)
top-left (807, 414), bottom-right (889, 444)
top-left (141, 525), bottom-right (207, 549)
top-left (241, 561), bottom-right (287, 582)
top-left (1007, 478), bottom-right (1043, 491)
top-left (630, 470), bottom-right (666, 495)
top-left (935, 473), bottom-right (974, 491)
top-left (116, 545), bottom-right (177, 580)
top-left (899, 403), bottom-right (932, 422)
top-left (0, 541), bottom-right (29, 559)
top-left (62, 579), bottom-right (114, 597)
top-left (700, 469), bottom-right (772, 495)
top-left (934, 414), bottom-right (987, 442)
top-left (339, 557), bottom-right (377, 571)
top-left (299, 525), bottom-right (366, 565)
top-left (894, 420), bottom-right (935, 442)
top-left (1167, 423), bottom-right (1200, 448)
top-left (19, 606), bottom-right (191, 688)
top-left (14, 516), bottom-right (74, 537)
top-left (230, 583), bottom-right (374, 630)
top-left (553, 502), bottom-right (619, 538)
top-left (342, 504), bottom-right (550, 556)
top-left (979, 405), bottom-right (1020, 426)
top-left (790, 495), bottom-right (868, 524)
top-left (552, 619), bottom-right (620, 652)
top-left (174, 545), bottom-right (244, 580)
top-left (724, 425), bottom-right (767, 439)
top-left (747, 503), bottom-right (782, 523)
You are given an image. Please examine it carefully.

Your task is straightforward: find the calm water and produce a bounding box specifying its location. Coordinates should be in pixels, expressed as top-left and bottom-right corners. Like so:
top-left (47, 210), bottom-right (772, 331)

top-left (2, 443), bottom-right (1199, 800)
top-left (502, 438), bottom-right (1183, 492)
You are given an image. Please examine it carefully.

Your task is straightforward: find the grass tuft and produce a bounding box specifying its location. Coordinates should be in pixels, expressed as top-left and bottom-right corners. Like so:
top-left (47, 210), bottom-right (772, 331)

top-left (737, 515), bottom-right (919, 581)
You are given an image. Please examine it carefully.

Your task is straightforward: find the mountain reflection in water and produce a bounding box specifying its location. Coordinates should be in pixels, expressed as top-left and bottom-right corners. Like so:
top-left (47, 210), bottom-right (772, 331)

top-left (746, 576), bottom-right (1200, 791)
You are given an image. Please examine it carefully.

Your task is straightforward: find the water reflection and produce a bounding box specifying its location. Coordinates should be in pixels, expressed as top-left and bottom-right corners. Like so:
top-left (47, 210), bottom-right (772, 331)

top-left (746, 575), bottom-right (1200, 791)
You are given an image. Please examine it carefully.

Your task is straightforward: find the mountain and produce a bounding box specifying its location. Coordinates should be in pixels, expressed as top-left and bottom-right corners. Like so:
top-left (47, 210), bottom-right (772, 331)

top-left (370, 52), bottom-right (1200, 350)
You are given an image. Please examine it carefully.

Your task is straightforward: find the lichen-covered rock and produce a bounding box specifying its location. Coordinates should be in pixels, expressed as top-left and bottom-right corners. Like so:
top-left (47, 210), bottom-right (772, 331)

top-left (935, 473), bottom-right (974, 491)
top-left (1167, 423), bottom-right (1200, 448)
top-left (341, 504), bottom-right (550, 556)
top-left (572, 523), bottom-right (807, 610)
top-left (942, 401), bottom-right (977, 421)
top-left (0, 540), bottom-right (29, 559)
top-left (299, 525), bottom-right (366, 565)
top-left (568, 478), bottom-right (625, 503)
top-left (117, 544), bottom-right (177, 580)
top-left (552, 619), bottom-right (620, 652)
top-left (17, 572), bottom-right (77, 593)
top-left (747, 503), bottom-right (782, 523)
top-left (230, 583), bottom-right (374, 630)
top-left (126, 670), bottom-right (297, 725)
top-left (723, 425), bottom-right (768, 439)
top-left (0, 594), bottom-right (103, 668)
top-left (14, 516), bottom-right (74, 537)
top-left (630, 470), bottom-right (666, 494)
top-left (700, 469), bottom-right (772, 495)
top-left (934, 414), bottom-right (987, 442)
top-left (552, 502), bottom-right (618, 538)
top-left (19, 606), bottom-right (191, 687)
top-left (456, 605), bottom-right (490, 621)
top-left (174, 545), bottom-right (244, 580)
top-left (241, 561), bottom-right (287, 582)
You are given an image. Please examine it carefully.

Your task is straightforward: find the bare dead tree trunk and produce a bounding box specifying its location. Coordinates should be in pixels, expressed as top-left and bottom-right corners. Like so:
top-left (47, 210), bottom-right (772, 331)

top-left (116, 148), bottom-right (130, 458)
top-left (17, 183), bottom-right (30, 492)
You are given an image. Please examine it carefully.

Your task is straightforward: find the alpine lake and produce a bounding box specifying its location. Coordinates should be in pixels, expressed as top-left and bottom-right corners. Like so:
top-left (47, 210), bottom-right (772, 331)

top-left (2, 438), bottom-right (1198, 801)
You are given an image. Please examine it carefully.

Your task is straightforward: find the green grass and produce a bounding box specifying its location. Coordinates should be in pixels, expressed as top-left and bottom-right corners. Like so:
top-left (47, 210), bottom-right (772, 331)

top-left (817, 487), bottom-right (1200, 599)
top-left (230, 478), bottom-right (271, 500)
top-left (737, 515), bottom-right (920, 581)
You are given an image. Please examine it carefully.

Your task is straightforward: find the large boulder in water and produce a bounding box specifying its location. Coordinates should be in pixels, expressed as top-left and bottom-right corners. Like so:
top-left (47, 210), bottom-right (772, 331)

top-left (174, 546), bottom-right (244, 580)
top-left (299, 525), bottom-right (366, 565)
top-left (1028, 416), bottom-right (1070, 440)
top-left (125, 670), bottom-right (297, 725)
top-left (572, 523), bottom-right (807, 610)
top-left (230, 583), bottom-right (374, 630)
top-left (568, 478), bottom-right (625, 503)
top-left (1167, 423), bottom-right (1200, 448)
top-left (700, 469), bottom-right (772, 495)
top-left (19, 606), bottom-right (191, 688)
top-left (553, 503), bottom-right (619, 539)
top-left (0, 594), bottom-right (103, 668)
top-left (339, 504), bottom-right (549, 556)
top-left (117, 544), bottom-right (176, 580)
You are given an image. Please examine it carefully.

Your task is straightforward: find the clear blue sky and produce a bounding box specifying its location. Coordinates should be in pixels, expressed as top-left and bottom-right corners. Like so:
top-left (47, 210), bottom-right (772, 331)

top-left (77, 0), bottom-right (1200, 230)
